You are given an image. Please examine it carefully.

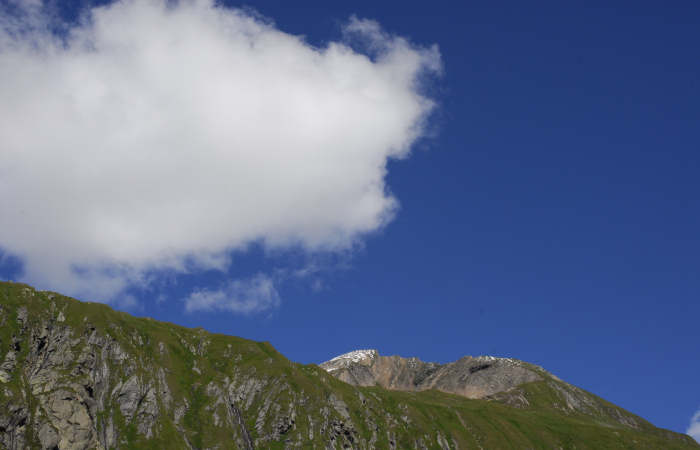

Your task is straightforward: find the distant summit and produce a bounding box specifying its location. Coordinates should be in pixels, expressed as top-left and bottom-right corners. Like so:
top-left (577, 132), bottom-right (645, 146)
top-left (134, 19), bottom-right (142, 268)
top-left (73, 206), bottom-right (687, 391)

top-left (320, 349), bottom-right (378, 371)
top-left (320, 350), bottom-right (543, 399)
top-left (320, 349), bottom-right (648, 430)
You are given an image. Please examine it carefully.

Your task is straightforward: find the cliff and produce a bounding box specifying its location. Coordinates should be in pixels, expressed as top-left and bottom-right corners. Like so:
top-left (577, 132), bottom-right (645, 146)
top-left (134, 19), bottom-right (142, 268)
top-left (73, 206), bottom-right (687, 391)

top-left (0, 281), bottom-right (696, 449)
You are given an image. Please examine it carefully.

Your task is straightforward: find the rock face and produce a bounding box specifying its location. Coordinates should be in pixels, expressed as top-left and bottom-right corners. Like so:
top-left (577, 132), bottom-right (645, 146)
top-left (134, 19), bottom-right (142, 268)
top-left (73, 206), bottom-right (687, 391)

top-left (0, 281), bottom-right (698, 450)
top-left (320, 350), bottom-right (542, 399)
top-left (319, 349), bottom-right (659, 432)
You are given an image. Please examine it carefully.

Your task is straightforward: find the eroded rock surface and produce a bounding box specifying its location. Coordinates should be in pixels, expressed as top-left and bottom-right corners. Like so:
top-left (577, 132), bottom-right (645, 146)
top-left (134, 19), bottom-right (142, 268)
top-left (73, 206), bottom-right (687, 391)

top-left (0, 282), bottom-right (697, 450)
top-left (320, 350), bottom-right (541, 399)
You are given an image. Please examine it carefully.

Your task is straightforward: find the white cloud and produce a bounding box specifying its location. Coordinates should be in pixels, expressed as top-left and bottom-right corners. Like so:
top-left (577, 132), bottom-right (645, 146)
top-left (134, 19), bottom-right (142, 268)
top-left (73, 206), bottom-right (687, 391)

top-left (185, 274), bottom-right (280, 314)
top-left (0, 0), bottom-right (440, 302)
top-left (689, 408), bottom-right (700, 443)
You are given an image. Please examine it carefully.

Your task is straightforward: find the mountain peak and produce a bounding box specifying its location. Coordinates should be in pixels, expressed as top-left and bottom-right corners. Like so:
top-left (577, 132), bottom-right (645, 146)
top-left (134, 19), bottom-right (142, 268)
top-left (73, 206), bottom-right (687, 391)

top-left (320, 349), bottom-right (378, 372)
top-left (320, 350), bottom-right (564, 403)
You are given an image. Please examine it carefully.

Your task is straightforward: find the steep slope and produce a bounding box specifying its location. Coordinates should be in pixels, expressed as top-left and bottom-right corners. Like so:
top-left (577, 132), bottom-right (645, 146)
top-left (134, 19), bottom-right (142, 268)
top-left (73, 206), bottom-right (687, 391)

top-left (320, 349), bottom-right (646, 429)
top-left (0, 281), bottom-right (696, 449)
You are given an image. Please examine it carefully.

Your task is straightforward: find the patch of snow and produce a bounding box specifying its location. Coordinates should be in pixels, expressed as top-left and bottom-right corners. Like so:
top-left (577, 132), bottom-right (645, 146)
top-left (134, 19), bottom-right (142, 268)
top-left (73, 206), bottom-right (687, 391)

top-left (320, 349), bottom-right (378, 371)
top-left (328, 349), bottom-right (378, 364)
top-left (474, 355), bottom-right (520, 365)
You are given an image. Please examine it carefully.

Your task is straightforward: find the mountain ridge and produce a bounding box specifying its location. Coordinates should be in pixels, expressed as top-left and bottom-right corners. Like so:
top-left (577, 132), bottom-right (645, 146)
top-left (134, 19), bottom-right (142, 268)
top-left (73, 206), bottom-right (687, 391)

top-left (0, 281), bottom-right (697, 449)
top-left (320, 349), bottom-right (551, 398)
top-left (320, 348), bottom-right (650, 430)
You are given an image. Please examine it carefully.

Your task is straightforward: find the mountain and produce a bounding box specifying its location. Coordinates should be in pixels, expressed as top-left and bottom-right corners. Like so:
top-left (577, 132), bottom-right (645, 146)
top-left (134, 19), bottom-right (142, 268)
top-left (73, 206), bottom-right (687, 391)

top-left (0, 281), bottom-right (697, 449)
top-left (321, 350), bottom-right (644, 428)
top-left (320, 350), bottom-right (544, 399)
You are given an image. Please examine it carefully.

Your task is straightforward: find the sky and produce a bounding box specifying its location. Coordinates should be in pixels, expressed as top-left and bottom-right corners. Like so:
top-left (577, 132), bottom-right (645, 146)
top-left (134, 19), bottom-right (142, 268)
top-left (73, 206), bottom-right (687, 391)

top-left (0, 0), bottom-right (698, 439)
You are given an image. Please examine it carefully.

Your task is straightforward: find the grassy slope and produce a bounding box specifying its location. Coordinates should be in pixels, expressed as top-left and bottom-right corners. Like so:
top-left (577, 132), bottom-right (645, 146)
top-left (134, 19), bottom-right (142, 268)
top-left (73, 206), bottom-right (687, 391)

top-left (0, 281), bottom-right (697, 449)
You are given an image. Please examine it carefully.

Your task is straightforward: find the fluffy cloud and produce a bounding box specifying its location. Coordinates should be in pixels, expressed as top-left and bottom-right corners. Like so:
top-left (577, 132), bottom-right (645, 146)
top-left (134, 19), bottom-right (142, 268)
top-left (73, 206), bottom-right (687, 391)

top-left (185, 274), bottom-right (280, 314)
top-left (0, 0), bottom-right (440, 301)
top-left (689, 409), bottom-right (700, 443)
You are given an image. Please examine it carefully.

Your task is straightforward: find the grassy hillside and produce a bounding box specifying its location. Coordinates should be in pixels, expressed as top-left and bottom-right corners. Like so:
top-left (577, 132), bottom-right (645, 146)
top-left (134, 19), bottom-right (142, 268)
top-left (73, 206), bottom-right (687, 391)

top-left (0, 281), bottom-right (697, 449)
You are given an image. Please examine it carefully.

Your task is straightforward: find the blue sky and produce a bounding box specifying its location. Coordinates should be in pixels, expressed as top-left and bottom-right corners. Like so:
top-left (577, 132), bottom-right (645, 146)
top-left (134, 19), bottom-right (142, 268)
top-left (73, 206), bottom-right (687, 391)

top-left (1, 0), bottom-right (698, 438)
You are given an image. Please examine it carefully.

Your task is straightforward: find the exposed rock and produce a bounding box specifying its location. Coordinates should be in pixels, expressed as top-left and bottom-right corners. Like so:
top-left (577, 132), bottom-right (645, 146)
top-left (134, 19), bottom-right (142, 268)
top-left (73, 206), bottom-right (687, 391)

top-left (38, 422), bottom-right (60, 449)
top-left (321, 350), bottom-right (541, 399)
top-left (0, 282), bottom-right (696, 450)
top-left (0, 404), bottom-right (28, 450)
top-left (44, 389), bottom-right (96, 449)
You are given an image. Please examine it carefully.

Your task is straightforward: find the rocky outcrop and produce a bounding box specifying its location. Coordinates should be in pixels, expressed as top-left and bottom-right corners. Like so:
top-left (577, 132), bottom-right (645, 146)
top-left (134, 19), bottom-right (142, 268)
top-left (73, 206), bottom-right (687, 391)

top-left (321, 350), bottom-right (655, 431)
top-left (320, 350), bottom-right (542, 398)
top-left (0, 284), bottom-right (375, 449)
top-left (0, 281), bottom-right (697, 450)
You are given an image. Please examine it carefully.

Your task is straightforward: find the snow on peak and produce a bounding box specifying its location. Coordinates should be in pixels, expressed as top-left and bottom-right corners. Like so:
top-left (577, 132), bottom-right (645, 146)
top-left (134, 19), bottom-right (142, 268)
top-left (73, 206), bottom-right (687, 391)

top-left (474, 355), bottom-right (521, 366)
top-left (320, 349), bottom-right (378, 371)
top-left (329, 349), bottom-right (378, 363)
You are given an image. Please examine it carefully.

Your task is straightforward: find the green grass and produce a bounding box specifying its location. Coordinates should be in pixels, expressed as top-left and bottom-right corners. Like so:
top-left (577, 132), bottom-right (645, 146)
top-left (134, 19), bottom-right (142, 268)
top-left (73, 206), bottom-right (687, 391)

top-left (0, 280), bottom-right (697, 450)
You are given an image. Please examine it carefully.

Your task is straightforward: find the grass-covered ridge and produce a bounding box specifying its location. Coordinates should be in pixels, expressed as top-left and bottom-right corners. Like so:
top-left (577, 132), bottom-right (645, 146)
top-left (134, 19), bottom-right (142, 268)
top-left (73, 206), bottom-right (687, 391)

top-left (0, 281), bottom-right (697, 449)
